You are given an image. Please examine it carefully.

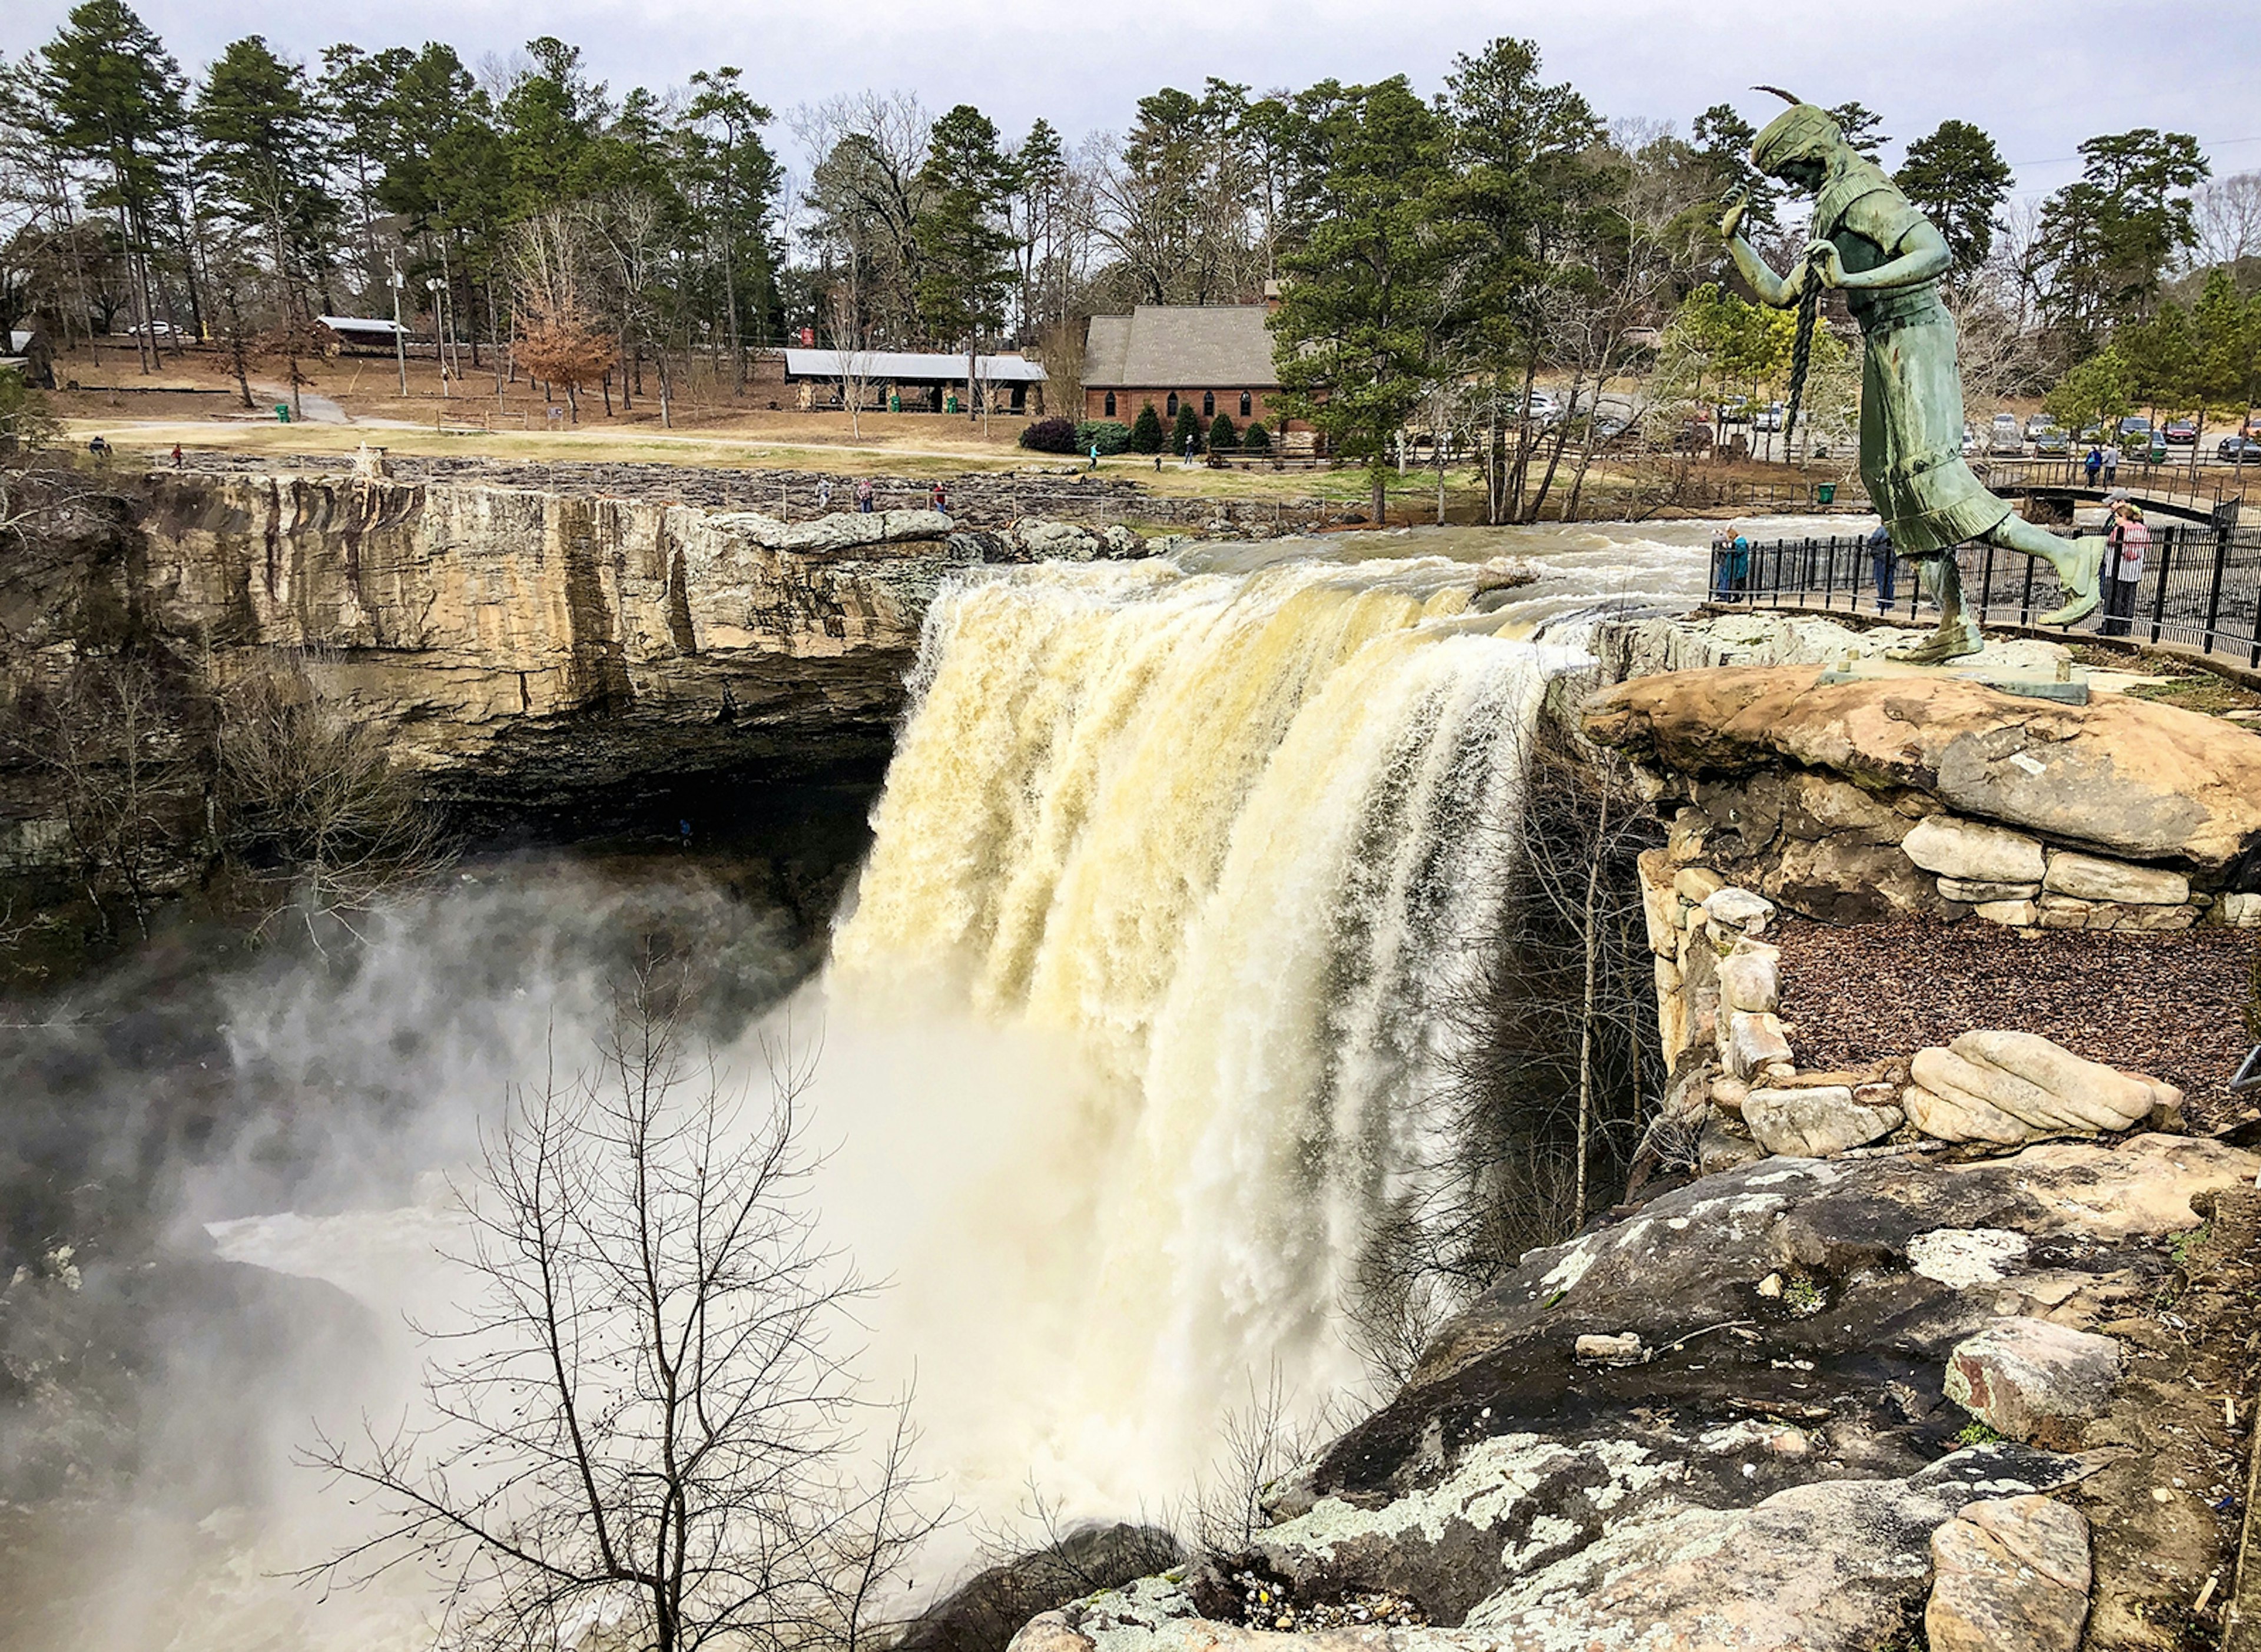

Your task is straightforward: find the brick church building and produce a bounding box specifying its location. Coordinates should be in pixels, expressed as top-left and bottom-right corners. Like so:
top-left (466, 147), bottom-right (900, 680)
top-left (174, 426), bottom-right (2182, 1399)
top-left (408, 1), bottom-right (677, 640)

top-left (1080, 302), bottom-right (1307, 445)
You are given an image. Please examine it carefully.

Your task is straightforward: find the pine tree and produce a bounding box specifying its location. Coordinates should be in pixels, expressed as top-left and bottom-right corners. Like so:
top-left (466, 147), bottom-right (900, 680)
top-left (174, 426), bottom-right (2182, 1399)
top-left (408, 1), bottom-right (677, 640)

top-left (1242, 419), bottom-right (1271, 453)
top-left (1208, 412), bottom-right (1239, 450)
top-left (913, 104), bottom-right (1016, 349)
top-left (1895, 120), bottom-right (2013, 272)
top-left (1128, 403), bottom-right (1165, 452)
top-left (1271, 75), bottom-right (1447, 520)
top-left (41, 0), bottom-right (191, 370)
top-left (1171, 402), bottom-right (1202, 455)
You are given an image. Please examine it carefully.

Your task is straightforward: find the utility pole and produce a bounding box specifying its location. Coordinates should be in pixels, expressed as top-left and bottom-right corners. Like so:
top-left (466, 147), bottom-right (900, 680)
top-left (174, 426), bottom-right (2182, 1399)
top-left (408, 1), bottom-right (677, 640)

top-left (389, 254), bottom-right (408, 397)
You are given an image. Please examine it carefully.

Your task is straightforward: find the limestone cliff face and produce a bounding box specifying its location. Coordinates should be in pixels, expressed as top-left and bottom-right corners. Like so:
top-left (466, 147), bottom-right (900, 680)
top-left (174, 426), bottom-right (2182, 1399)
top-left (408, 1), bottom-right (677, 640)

top-left (132, 472), bottom-right (972, 803)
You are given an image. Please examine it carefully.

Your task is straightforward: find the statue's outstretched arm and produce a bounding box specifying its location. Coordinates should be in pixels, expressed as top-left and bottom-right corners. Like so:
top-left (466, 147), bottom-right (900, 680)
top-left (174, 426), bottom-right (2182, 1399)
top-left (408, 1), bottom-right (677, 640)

top-left (1726, 235), bottom-right (1796, 307)
top-left (1718, 197), bottom-right (1797, 308)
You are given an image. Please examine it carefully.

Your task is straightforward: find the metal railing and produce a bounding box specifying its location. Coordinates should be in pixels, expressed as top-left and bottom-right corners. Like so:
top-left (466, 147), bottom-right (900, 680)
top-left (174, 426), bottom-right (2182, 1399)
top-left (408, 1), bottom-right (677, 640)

top-left (1712, 525), bottom-right (2261, 665)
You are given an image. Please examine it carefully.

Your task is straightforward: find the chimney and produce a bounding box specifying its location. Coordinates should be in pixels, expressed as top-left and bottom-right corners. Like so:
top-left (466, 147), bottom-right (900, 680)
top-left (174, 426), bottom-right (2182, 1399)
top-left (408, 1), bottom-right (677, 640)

top-left (1264, 280), bottom-right (1282, 314)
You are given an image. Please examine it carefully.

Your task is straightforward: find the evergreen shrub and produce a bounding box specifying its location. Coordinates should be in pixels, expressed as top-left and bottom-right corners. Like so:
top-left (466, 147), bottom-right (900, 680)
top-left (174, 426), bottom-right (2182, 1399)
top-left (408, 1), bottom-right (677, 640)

top-left (1018, 416), bottom-right (1079, 453)
top-left (1128, 405), bottom-right (1166, 453)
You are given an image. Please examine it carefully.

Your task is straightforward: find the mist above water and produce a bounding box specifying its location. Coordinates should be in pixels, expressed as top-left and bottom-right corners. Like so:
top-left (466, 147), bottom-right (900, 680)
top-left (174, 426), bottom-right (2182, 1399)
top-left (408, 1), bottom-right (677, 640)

top-left (3, 522), bottom-right (1714, 1648)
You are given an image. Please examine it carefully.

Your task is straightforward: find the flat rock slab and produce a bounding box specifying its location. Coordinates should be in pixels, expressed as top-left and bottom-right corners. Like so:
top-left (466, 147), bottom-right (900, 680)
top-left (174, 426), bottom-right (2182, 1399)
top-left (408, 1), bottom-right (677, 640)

top-left (1944, 1318), bottom-right (2121, 1443)
top-left (1740, 1085), bottom-right (1900, 1157)
top-left (1016, 1451), bottom-right (2083, 1652)
top-left (1927, 1494), bottom-right (2091, 1652)
top-left (1582, 666), bottom-right (2261, 870)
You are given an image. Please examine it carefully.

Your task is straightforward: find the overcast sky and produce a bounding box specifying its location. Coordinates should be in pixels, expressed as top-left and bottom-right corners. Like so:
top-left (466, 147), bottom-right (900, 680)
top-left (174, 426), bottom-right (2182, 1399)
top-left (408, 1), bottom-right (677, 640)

top-left (8, 0), bottom-right (2257, 201)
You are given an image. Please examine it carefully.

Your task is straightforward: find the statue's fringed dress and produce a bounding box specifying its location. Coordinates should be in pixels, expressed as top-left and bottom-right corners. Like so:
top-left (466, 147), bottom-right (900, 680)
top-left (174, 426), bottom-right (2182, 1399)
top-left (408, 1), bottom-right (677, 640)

top-left (1815, 161), bottom-right (2013, 556)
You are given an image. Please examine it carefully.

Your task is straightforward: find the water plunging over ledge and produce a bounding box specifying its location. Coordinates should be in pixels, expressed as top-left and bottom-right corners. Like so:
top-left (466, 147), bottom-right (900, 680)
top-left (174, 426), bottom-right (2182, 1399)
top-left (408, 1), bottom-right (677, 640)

top-left (9, 520), bottom-right (1738, 1649)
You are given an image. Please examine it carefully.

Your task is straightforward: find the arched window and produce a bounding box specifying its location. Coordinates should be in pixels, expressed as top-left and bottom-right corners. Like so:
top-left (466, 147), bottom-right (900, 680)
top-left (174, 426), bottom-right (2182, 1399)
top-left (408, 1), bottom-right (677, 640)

top-left (1103, 391), bottom-right (1116, 417)
top-left (1240, 392), bottom-right (1252, 417)
top-left (1166, 392), bottom-right (1178, 417)
top-left (1202, 391), bottom-right (1215, 417)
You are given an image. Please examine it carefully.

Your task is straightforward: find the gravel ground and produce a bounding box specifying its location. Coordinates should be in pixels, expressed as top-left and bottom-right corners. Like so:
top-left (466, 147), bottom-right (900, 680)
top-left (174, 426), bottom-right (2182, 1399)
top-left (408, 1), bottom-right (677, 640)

top-left (1772, 915), bottom-right (2259, 1131)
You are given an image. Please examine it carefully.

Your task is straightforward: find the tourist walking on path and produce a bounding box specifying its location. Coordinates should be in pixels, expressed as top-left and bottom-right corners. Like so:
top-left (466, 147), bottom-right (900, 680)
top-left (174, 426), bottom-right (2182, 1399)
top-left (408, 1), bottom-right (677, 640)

top-left (2102, 443), bottom-right (2119, 486)
top-left (2084, 445), bottom-right (2103, 485)
top-left (856, 477), bottom-right (874, 514)
top-left (2100, 500), bottom-right (2148, 638)
top-left (817, 477), bottom-right (833, 512)
top-left (1089, 443), bottom-right (1099, 470)
top-left (929, 480), bottom-right (947, 514)
top-left (1868, 524), bottom-right (1896, 612)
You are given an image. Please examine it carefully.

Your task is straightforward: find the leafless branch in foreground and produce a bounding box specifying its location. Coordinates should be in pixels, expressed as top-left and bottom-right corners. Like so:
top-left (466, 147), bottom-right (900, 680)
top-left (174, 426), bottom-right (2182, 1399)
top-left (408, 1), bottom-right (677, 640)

top-left (300, 959), bottom-right (945, 1652)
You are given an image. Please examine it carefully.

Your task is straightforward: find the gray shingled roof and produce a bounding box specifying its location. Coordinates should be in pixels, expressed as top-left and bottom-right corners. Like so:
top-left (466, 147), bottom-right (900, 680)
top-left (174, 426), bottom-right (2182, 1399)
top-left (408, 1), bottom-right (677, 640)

top-left (1082, 306), bottom-right (1278, 388)
top-left (781, 349), bottom-right (1045, 383)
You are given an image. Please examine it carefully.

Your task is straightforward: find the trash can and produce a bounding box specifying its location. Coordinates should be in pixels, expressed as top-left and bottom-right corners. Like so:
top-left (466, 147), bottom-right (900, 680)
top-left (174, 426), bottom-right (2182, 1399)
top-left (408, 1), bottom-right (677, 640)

top-left (889, 392), bottom-right (901, 413)
top-left (274, 403), bottom-right (290, 423)
top-left (944, 393), bottom-right (960, 414)
top-left (1816, 482), bottom-right (1835, 505)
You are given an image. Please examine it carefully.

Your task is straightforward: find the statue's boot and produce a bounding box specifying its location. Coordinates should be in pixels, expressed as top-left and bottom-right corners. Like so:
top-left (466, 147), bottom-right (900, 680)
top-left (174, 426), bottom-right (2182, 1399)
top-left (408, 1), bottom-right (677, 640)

top-left (2035, 534), bottom-right (2104, 626)
top-left (1885, 620), bottom-right (1985, 665)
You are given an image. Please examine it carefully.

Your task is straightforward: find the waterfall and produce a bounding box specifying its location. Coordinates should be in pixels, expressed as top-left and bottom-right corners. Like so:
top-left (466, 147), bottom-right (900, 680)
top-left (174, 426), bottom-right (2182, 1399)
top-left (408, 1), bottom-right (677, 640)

top-left (816, 552), bottom-right (1594, 1521)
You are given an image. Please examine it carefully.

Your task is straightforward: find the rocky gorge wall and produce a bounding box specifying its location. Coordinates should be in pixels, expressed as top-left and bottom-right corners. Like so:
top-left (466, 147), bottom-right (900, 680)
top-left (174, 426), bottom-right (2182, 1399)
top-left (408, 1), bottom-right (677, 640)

top-left (124, 470), bottom-right (974, 804)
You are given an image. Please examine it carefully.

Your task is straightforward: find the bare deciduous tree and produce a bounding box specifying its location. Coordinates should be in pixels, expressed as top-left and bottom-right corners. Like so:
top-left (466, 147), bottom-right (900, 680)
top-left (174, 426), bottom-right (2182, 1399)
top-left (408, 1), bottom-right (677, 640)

top-left (214, 655), bottom-right (451, 944)
top-left (21, 654), bottom-right (193, 939)
top-left (304, 966), bottom-right (943, 1652)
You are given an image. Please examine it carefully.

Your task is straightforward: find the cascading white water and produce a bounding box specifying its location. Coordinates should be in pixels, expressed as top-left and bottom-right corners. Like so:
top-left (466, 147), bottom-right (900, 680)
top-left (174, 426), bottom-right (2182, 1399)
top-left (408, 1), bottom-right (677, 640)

top-left (807, 549), bottom-right (1604, 1527)
top-left (62, 520), bottom-right (1735, 1648)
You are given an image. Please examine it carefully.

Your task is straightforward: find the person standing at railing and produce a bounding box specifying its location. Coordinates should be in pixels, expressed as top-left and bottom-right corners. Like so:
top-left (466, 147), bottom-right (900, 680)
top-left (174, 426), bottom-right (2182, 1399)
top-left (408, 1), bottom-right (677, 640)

top-left (2102, 443), bottom-right (2119, 488)
top-left (2099, 500), bottom-right (2147, 637)
top-left (2085, 445), bottom-right (2103, 485)
top-left (1712, 526), bottom-right (1751, 600)
top-left (1867, 523), bottom-right (1897, 612)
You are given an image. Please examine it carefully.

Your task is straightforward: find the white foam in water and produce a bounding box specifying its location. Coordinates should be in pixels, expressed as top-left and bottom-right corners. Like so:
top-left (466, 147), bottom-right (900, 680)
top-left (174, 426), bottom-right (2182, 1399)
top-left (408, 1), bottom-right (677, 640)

top-left (168, 524), bottom-right (1708, 1644)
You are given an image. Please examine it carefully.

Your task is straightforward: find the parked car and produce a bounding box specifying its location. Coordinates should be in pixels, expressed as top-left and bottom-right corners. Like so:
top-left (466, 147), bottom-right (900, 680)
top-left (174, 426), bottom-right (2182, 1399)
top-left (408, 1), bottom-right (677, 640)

top-left (1961, 422), bottom-right (1981, 456)
top-left (1753, 401), bottom-right (1785, 432)
top-left (1989, 413), bottom-right (2023, 455)
top-left (2217, 434), bottom-right (2261, 464)
top-left (2117, 415), bottom-right (2153, 442)
top-left (1717, 395), bottom-right (1751, 424)
top-left (2033, 427), bottom-right (2070, 457)
top-left (2024, 413), bottom-right (2056, 439)
top-left (2163, 417), bottom-right (2198, 446)
top-left (120, 320), bottom-right (175, 336)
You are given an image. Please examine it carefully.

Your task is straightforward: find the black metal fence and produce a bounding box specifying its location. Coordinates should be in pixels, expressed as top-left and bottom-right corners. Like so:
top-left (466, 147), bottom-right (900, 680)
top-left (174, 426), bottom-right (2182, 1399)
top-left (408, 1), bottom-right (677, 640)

top-left (1712, 525), bottom-right (2261, 665)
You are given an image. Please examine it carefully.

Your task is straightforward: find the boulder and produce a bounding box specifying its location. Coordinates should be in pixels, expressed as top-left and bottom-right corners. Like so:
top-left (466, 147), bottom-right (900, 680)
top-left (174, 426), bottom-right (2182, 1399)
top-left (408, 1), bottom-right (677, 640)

top-left (1903, 816), bottom-right (2047, 884)
top-left (1768, 835), bottom-right (1939, 920)
top-left (1943, 1319), bottom-right (2120, 1443)
top-left (1905, 1031), bottom-right (2177, 1144)
top-left (1973, 898), bottom-right (2039, 927)
top-left (1724, 1010), bottom-right (1793, 1078)
top-left (1698, 1111), bottom-right (1766, 1176)
top-left (1674, 865), bottom-right (1724, 907)
top-left (2041, 850), bottom-right (2188, 905)
top-left (1926, 1495), bottom-right (2090, 1652)
top-left (1015, 519), bottom-right (1103, 561)
top-left (1582, 666), bottom-right (2261, 871)
top-left (1741, 1086), bottom-right (1901, 1157)
top-left (1937, 877), bottom-right (2041, 903)
top-left (1781, 769), bottom-right (1913, 844)
top-left (1637, 848), bottom-right (1679, 956)
top-left (1716, 941), bottom-right (1779, 1014)
top-left (2222, 891), bottom-right (2261, 927)
top-left (1701, 885), bottom-right (1775, 936)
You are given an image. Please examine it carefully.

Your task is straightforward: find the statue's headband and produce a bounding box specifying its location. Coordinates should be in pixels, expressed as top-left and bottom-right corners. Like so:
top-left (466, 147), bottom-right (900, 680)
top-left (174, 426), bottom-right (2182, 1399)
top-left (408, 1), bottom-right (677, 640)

top-left (1750, 99), bottom-right (1843, 175)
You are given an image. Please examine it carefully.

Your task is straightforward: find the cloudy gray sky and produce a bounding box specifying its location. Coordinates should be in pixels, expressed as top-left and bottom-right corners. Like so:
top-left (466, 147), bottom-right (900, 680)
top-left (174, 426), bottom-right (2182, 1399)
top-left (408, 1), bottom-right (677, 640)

top-left (8, 0), bottom-right (2257, 197)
